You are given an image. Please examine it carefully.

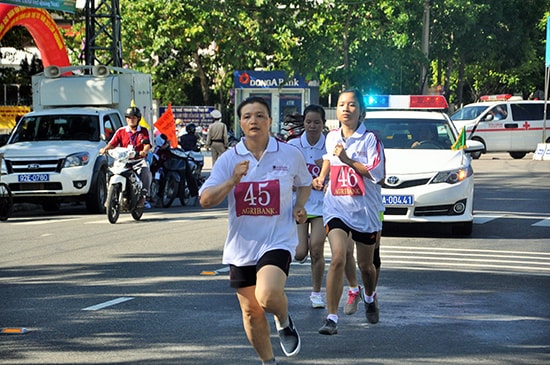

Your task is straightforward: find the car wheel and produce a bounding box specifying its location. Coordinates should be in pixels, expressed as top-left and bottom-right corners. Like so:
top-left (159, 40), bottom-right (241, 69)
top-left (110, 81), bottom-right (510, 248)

top-left (451, 221), bottom-right (473, 236)
top-left (0, 182), bottom-right (13, 221)
top-left (86, 169), bottom-right (107, 214)
top-left (509, 152), bottom-right (526, 159)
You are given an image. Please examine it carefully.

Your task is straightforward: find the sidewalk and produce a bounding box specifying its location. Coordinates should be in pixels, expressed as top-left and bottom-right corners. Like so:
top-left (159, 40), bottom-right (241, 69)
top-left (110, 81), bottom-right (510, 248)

top-left (202, 149), bottom-right (212, 173)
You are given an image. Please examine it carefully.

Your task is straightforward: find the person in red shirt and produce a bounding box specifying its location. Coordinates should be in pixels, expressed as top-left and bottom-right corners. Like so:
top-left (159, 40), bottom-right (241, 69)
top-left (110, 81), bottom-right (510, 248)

top-left (100, 107), bottom-right (152, 207)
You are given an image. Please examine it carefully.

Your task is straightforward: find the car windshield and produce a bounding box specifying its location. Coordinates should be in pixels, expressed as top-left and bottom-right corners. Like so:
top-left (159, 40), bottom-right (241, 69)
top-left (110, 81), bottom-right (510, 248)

top-left (450, 105), bottom-right (488, 121)
top-left (365, 118), bottom-right (455, 150)
top-left (9, 115), bottom-right (100, 143)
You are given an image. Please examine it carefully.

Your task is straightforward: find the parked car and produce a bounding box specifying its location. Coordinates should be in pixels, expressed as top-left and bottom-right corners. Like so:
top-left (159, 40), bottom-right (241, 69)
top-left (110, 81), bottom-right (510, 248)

top-left (450, 94), bottom-right (550, 159)
top-left (364, 95), bottom-right (484, 235)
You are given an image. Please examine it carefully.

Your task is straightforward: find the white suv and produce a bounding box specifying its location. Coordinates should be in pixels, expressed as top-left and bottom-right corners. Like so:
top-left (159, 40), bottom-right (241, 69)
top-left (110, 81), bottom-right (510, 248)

top-left (364, 95), bottom-right (484, 235)
top-left (0, 107), bottom-right (124, 213)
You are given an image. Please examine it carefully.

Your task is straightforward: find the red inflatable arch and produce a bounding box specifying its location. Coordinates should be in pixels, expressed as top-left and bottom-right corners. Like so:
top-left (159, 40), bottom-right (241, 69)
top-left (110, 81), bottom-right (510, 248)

top-left (0, 5), bottom-right (70, 68)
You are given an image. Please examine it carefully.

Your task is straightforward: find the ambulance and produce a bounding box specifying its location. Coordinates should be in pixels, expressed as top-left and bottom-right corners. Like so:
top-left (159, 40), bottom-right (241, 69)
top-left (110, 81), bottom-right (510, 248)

top-left (450, 94), bottom-right (550, 159)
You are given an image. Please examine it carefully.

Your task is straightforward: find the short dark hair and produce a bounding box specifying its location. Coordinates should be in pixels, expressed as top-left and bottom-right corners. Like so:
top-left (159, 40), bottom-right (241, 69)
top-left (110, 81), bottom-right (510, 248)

top-left (303, 104), bottom-right (326, 123)
top-left (237, 96), bottom-right (271, 118)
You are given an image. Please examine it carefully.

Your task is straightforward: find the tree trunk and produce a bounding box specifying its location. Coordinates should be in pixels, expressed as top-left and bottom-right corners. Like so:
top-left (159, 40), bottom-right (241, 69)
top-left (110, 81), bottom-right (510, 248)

top-left (193, 49), bottom-right (210, 105)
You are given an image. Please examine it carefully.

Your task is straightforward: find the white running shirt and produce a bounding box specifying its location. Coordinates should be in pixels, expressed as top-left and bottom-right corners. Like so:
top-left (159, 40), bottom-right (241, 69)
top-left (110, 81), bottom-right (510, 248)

top-left (199, 136), bottom-right (312, 266)
top-left (288, 133), bottom-right (326, 217)
top-left (322, 123), bottom-right (385, 233)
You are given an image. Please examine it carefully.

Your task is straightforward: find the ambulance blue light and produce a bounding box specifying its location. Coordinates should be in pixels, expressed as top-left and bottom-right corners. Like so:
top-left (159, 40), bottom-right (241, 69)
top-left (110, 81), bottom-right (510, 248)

top-left (365, 95), bottom-right (389, 108)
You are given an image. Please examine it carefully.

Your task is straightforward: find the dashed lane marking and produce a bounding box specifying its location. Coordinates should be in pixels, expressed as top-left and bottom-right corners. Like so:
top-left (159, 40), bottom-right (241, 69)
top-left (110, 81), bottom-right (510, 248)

top-left (82, 297), bottom-right (134, 311)
top-left (532, 217), bottom-right (550, 227)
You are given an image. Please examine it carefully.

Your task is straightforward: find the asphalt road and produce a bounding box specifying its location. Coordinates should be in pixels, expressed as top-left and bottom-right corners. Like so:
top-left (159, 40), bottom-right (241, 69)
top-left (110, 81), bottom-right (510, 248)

top-left (1, 153), bottom-right (549, 364)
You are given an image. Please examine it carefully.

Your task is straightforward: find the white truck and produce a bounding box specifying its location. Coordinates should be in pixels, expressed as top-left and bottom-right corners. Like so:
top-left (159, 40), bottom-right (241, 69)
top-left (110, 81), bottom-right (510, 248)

top-left (0, 65), bottom-right (152, 213)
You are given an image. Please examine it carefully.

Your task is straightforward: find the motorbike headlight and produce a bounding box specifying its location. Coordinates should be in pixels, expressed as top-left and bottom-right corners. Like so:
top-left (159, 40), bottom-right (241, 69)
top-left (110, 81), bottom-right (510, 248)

top-left (63, 152), bottom-right (91, 168)
top-left (431, 166), bottom-right (472, 184)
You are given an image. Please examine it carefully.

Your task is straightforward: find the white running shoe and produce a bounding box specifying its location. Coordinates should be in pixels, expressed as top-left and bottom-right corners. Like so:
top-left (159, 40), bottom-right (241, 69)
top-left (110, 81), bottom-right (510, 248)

top-left (310, 294), bottom-right (326, 309)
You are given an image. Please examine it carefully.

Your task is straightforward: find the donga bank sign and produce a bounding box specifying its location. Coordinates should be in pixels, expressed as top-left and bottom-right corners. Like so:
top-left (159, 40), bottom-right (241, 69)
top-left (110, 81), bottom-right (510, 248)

top-left (234, 70), bottom-right (308, 89)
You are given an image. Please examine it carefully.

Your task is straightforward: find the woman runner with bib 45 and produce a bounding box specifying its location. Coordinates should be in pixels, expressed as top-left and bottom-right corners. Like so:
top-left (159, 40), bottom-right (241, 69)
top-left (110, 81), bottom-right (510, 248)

top-left (199, 97), bottom-right (312, 364)
top-left (312, 89), bottom-right (385, 335)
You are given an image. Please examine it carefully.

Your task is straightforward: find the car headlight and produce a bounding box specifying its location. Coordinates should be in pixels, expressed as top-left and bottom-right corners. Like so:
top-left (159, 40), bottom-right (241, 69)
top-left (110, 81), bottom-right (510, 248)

top-left (431, 166), bottom-right (472, 184)
top-left (63, 152), bottom-right (91, 168)
top-left (0, 157), bottom-right (6, 175)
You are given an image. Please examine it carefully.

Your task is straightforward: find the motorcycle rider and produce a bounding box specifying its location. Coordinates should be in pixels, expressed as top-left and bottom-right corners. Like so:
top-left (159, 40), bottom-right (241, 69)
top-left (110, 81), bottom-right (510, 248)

top-left (178, 123), bottom-right (200, 203)
top-left (179, 123), bottom-right (200, 152)
top-left (99, 106), bottom-right (152, 208)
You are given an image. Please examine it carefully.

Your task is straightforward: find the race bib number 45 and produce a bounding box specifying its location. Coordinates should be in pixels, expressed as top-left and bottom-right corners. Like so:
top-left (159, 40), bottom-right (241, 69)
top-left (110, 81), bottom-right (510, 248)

top-left (330, 165), bottom-right (365, 196)
top-left (234, 180), bottom-right (281, 217)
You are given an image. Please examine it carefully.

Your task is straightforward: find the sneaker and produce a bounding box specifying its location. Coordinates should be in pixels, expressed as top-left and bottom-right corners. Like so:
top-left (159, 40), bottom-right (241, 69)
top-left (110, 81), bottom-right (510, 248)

top-left (318, 318), bottom-right (338, 335)
top-left (343, 287), bottom-right (361, 315)
top-left (294, 255), bottom-right (308, 264)
top-left (365, 295), bottom-right (379, 324)
top-left (309, 294), bottom-right (325, 309)
top-left (277, 315), bottom-right (301, 357)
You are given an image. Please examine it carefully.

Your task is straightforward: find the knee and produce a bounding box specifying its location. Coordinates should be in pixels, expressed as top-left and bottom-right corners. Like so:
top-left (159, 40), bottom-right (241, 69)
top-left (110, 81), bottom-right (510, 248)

top-left (255, 287), bottom-right (283, 311)
top-left (329, 254), bottom-right (346, 272)
top-left (240, 302), bottom-right (265, 323)
top-left (309, 244), bottom-right (324, 261)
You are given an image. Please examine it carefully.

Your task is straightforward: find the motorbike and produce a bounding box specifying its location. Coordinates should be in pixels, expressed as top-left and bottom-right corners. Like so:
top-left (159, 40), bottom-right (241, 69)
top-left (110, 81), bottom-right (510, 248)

top-left (150, 148), bottom-right (187, 208)
top-left (170, 147), bottom-right (205, 206)
top-left (105, 146), bottom-right (146, 224)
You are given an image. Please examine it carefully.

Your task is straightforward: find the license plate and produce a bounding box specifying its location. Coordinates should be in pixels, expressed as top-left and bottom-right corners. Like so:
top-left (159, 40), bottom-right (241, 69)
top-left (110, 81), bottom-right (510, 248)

top-left (382, 194), bottom-right (414, 206)
top-left (18, 174), bottom-right (50, 182)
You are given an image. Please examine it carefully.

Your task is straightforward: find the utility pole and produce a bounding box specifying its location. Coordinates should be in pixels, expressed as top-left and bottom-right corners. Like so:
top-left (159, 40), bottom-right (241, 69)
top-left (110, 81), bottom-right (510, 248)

top-left (84, 0), bottom-right (122, 67)
top-left (420, 0), bottom-right (430, 94)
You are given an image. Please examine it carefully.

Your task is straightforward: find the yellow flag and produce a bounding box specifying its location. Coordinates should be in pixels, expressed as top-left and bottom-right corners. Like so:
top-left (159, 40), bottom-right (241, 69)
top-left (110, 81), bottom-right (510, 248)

top-left (130, 99), bottom-right (150, 129)
top-left (451, 126), bottom-right (467, 150)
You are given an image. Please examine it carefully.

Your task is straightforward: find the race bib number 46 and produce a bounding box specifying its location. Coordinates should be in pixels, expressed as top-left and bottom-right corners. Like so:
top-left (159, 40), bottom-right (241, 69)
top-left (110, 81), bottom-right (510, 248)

top-left (234, 180), bottom-right (281, 217)
top-left (330, 165), bottom-right (365, 196)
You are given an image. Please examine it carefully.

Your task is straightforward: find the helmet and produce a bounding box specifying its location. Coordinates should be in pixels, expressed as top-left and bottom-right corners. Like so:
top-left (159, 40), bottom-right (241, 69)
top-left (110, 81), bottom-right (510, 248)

top-left (210, 109), bottom-right (222, 120)
top-left (125, 106), bottom-right (141, 119)
top-left (186, 123), bottom-right (196, 134)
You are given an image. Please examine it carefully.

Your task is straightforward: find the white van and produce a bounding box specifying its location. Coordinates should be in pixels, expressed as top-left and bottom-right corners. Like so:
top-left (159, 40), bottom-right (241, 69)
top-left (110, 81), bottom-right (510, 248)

top-left (450, 95), bottom-right (550, 159)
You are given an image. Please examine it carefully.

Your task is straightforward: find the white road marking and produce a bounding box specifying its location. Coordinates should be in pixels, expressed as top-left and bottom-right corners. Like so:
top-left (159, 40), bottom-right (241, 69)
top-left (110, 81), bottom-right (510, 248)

top-left (532, 217), bottom-right (550, 227)
top-left (473, 214), bottom-right (502, 224)
top-left (82, 297), bottom-right (134, 311)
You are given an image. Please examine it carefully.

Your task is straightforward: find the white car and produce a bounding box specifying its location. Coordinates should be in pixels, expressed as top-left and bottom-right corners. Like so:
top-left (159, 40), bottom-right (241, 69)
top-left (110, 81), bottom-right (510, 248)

top-left (364, 95), bottom-right (484, 235)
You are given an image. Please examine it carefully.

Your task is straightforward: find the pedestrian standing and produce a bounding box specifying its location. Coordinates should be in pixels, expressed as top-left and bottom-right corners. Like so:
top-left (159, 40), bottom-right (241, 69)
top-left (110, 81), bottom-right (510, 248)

top-left (206, 109), bottom-right (228, 166)
top-left (199, 96), bottom-right (312, 364)
top-left (287, 105), bottom-right (328, 309)
top-left (312, 89), bottom-right (385, 335)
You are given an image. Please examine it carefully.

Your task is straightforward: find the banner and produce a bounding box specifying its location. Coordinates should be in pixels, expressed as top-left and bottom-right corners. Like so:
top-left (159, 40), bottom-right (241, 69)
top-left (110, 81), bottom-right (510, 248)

top-left (0, 5), bottom-right (70, 68)
top-left (0, 1), bottom-right (77, 13)
top-left (0, 105), bottom-right (30, 130)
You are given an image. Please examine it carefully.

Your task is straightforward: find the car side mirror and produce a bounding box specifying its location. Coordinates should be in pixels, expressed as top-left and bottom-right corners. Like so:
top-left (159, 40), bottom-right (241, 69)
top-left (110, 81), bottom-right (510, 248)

top-left (483, 114), bottom-right (494, 122)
